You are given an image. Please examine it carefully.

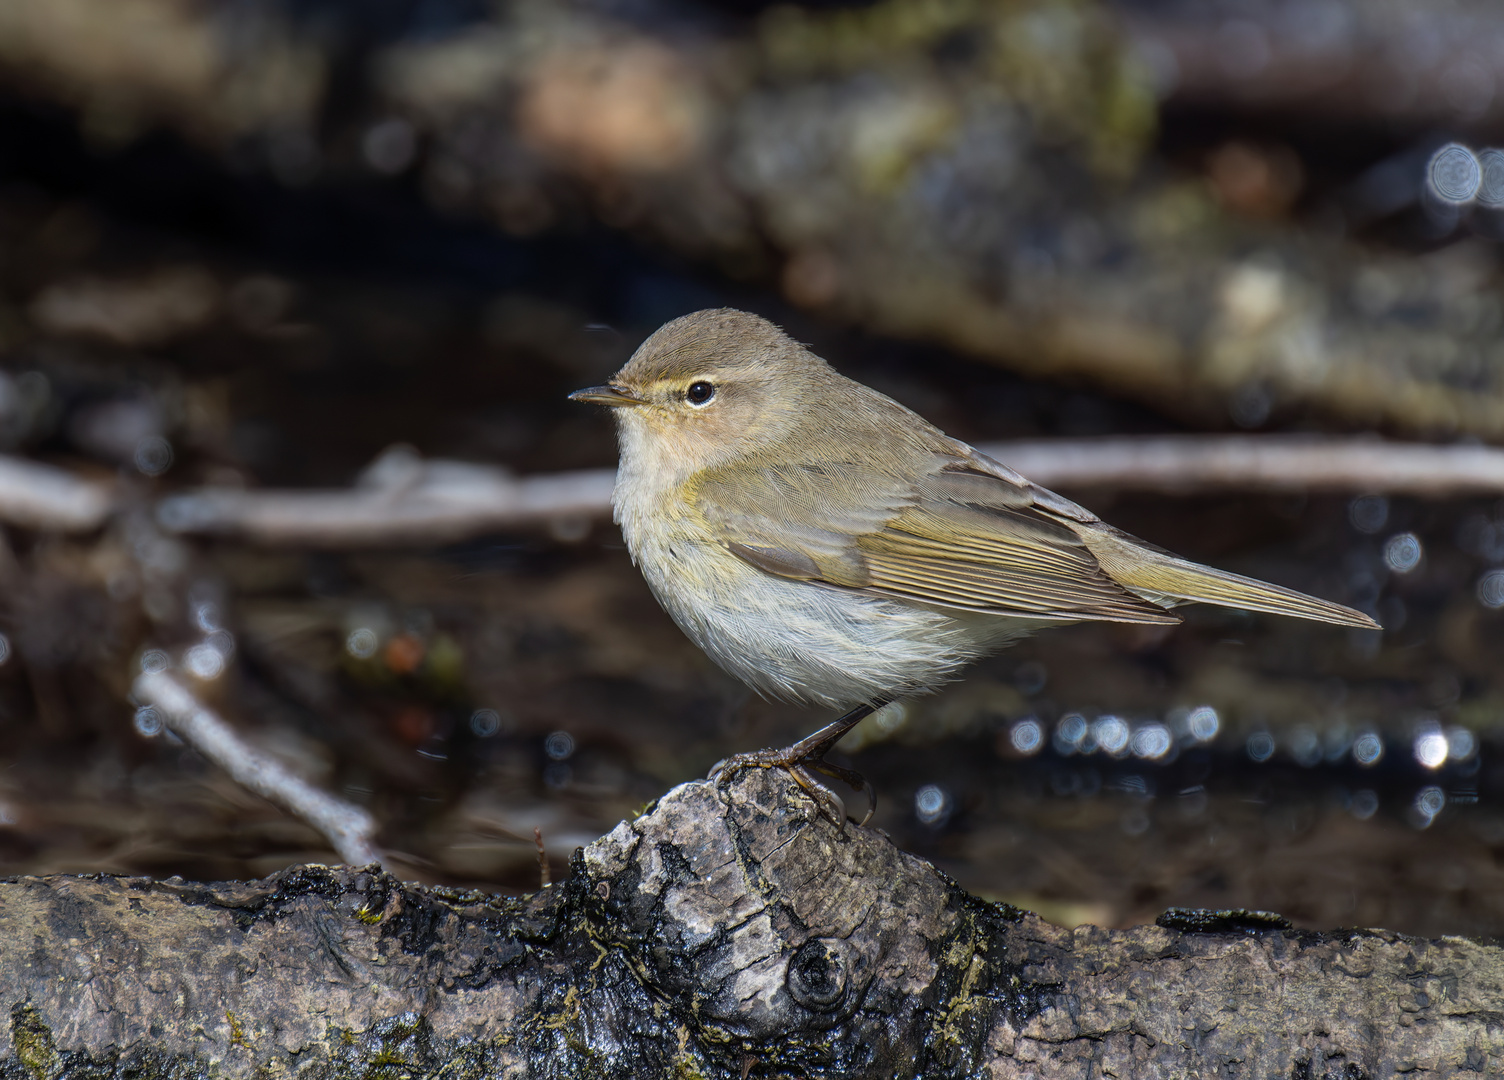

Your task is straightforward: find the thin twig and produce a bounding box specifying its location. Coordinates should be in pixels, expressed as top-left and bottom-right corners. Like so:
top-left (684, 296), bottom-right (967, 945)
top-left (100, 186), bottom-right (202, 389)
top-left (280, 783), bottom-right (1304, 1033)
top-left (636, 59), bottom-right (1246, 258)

top-left (8, 437), bottom-right (1504, 543)
top-left (977, 436), bottom-right (1504, 495)
top-left (154, 437), bottom-right (1504, 546)
top-left (0, 455), bottom-right (114, 532)
top-left (154, 459), bottom-right (616, 546)
top-left (133, 669), bottom-right (384, 868)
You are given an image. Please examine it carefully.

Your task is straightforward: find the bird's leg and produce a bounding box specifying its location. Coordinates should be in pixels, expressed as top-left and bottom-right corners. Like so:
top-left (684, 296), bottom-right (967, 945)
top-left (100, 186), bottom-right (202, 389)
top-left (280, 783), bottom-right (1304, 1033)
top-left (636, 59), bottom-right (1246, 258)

top-left (709, 699), bottom-right (890, 829)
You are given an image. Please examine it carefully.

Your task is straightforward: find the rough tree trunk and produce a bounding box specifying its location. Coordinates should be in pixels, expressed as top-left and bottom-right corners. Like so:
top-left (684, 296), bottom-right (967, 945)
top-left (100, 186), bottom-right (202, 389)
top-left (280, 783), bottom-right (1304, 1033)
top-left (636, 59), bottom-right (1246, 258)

top-left (1, 768), bottom-right (1500, 1079)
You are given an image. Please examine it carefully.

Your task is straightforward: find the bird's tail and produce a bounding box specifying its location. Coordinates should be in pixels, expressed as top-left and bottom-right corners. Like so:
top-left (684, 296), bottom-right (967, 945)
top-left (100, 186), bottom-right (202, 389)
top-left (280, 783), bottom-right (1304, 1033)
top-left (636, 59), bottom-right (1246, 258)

top-left (1082, 531), bottom-right (1380, 629)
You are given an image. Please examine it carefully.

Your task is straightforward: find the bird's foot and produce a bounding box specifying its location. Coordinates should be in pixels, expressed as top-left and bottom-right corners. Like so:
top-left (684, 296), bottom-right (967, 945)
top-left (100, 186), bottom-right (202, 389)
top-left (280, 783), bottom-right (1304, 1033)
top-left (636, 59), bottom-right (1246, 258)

top-left (708, 701), bottom-right (887, 829)
top-left (709, 749), bottom-right (874, 830)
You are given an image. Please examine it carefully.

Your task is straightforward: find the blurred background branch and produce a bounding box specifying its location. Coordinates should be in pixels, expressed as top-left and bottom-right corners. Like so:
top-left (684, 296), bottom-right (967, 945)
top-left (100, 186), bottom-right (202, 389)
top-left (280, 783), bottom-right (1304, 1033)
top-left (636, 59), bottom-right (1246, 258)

top-left (9, 434), bottom-right (1504, 543)
top-left (133, 669), bottom-right (384, 868)
top-left (0, 456), bottom-right (114, 532)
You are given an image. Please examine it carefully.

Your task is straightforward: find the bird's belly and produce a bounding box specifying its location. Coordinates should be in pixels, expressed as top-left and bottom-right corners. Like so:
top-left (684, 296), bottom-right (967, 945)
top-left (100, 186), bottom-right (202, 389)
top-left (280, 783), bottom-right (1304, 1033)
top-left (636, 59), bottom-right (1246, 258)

top-left (629, 526), bottom-right (1031, 709)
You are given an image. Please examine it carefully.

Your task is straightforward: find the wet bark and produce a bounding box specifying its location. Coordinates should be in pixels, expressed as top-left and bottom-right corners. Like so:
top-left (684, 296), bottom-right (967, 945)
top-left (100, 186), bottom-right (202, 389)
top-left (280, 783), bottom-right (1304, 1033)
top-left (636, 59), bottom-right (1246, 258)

top-left (1, 768), bottom-right (1500, 1080)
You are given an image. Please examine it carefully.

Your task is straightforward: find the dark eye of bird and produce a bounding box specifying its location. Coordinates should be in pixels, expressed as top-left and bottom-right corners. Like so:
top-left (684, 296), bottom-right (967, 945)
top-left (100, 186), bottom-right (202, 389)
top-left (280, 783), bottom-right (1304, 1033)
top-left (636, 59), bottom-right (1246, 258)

top-left (686, 381), bottom-right (716, 405)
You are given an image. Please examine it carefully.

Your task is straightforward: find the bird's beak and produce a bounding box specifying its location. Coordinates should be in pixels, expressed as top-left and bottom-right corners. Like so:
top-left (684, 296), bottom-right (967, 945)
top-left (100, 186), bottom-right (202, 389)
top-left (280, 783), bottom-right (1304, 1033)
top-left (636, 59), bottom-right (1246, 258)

top-left (568, 384), bottom-right (644, 407)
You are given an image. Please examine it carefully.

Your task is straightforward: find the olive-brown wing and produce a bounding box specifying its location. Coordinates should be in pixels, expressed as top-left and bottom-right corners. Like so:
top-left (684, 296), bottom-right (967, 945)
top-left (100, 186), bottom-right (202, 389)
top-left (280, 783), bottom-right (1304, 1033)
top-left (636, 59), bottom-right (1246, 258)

top-left (957, 446), bottom-right (1378, 629)
top-left (692, 457), bottom-right (1178, 624)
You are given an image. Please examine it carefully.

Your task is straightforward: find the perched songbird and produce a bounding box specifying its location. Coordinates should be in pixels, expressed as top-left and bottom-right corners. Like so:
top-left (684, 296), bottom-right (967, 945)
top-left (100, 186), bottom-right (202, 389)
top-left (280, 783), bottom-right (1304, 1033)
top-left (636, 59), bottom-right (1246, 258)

top-left (572, 309), bottom-right (1377, 823)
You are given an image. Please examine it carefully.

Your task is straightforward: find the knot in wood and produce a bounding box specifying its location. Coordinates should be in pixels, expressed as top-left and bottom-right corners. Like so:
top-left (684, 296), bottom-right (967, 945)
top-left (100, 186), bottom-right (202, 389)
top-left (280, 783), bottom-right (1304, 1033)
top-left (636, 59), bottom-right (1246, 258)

top-left (787, 938), bottom-right (851, 1011)
top-left (579, 768), bottom-right (988, 1075)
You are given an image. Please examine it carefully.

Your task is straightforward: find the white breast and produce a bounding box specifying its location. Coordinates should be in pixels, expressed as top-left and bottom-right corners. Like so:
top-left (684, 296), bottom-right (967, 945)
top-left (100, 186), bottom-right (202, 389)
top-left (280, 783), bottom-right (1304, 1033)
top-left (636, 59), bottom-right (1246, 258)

top-left (611, 440), bottom-right (1036, 708)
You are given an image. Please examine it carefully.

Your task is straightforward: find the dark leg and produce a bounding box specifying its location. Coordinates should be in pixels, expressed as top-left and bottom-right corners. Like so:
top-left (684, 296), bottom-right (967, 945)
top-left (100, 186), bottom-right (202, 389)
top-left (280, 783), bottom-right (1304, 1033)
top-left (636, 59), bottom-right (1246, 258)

top-left (709, 699), bottom-right (890, 828)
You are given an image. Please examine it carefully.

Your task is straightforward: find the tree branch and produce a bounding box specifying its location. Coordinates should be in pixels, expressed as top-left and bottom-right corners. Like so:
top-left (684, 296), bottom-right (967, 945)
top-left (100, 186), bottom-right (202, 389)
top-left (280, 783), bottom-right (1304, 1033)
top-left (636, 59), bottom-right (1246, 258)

top-left (149, 437), bottom-right (1504, 547)
top-left (132, 669), bottom-right (384, 868)
top-left (4, 436), bottom-right (1501, 542)
top-left (0, 456), bottom-right (114, 532)
top-left (152, 459), bottom-right (617, 546)
top-left (984, 434), bottom-right (1504, 495)
top-left (1, 767), bottom-right (1499, 1078)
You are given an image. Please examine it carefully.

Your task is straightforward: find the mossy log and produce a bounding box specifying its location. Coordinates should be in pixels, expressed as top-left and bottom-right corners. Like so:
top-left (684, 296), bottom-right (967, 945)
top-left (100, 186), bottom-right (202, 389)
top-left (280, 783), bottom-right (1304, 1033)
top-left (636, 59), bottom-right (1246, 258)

top-left (1, 768), bottom-right (1501, 1079)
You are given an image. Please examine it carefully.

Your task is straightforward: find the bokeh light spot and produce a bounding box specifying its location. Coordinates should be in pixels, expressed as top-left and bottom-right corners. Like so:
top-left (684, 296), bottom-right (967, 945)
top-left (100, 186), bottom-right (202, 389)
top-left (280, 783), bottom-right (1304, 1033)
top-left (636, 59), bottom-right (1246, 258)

top-left (134, 436), bottom-right (174, 476)
top-left (1131, 724), bottom-right (1172, 760)
top-left (183, 642), bottom-right (226, 680)
top-left (1348, 495), bottom-right (1389, 534)
top-left (1413, 786), bottom-right (1446, 827)
top-left (545, 731), bottom-right (576, 761)
top-left (1479, 148), bottom-right (1504, 207)
top-left (1289, 726), bottom-right (1322, 768)
top-left (1351, 789), bottom-right (1379, 820)
top-left (1054, 713), bottom-right (1087, 755)
top-left (873, 701), bottom-right (907, 734)
top-left (1093, 715), bottom-right (1130, 756)
top-left (346, 628), bottom-right (379, 659)
top-left (134, 706), bottom-right (163, 737)
top-left (1414, 730), bottom-right (1448, 769)
top-left (1477, 569), bottom-right (1504, 608)
top-left (207, 630), bottom-right (236, 659)
top-left (915, 783), bottom-right (952, 827)
top-left (1428, 143), bottom-right (1481, 203)
top-left (470, 708), bottom-right (503, 737)
top-left (383, 634), bottom-right (425, 675)
top-left (1383, 532), bottom-right (1423, 573)
top-left (1009, 717), bottom-right (1043, 755)
top-left (1447, 727), bottom-right (1477, 762)
top-left (1247, 732), bottom-right (1276, 763)
top-left (193, 602), bottom-right (222, 633)
top-left (1352, 732), bottom-right (1384, 767)
top-left (1187, 705), bottom-right (1220, 742)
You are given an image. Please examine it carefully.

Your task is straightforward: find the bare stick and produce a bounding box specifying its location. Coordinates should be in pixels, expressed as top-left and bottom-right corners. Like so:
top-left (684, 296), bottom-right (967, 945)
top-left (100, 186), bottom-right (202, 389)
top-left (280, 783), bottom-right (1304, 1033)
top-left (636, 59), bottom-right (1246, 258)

top-left (977, 435), bottom-right (1504, 495)
top-left (8, 436), bottom-right (1504, 544)
top-left (133, 669), bottom-right (384, 868)
top-left (150, 437), bottom-right (1504, 547)
top-left (154, 456), bottom-right (616, 546)
top-left (0, 455), bottom-right (114, 532)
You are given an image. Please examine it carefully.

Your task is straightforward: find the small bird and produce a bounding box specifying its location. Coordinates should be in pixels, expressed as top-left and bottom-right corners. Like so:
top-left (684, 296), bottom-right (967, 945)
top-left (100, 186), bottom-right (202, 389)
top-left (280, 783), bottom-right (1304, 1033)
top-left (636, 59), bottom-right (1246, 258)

top-left (572, 309), bottom-right (1377, 824)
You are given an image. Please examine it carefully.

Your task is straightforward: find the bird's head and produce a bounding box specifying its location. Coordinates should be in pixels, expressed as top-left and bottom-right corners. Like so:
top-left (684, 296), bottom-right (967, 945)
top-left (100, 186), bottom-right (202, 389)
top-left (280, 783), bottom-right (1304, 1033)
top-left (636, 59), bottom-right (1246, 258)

top-left (570, 308), bottom-right (825, 477)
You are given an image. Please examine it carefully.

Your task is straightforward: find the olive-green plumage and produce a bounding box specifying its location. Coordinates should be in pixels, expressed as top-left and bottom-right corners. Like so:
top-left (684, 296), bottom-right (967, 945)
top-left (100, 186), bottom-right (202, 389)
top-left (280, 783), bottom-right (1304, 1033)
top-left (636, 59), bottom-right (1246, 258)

top-left (573, 308), bottom-right (1376, 711)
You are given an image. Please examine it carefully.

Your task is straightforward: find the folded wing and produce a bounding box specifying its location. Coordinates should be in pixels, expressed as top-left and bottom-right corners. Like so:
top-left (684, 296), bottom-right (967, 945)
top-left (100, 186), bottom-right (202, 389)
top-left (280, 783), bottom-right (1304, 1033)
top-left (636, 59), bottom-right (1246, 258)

top-left (692, 453), bottom-right (1180, 624)
top-left (693, 440), bottom-right (1378, 630)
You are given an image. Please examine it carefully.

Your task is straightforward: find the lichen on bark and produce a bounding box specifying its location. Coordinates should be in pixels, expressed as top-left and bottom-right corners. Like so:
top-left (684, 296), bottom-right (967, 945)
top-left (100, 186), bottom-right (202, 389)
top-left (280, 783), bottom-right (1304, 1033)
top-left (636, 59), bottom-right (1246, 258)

top-left (2, 769), bottom-right (1501, 1078)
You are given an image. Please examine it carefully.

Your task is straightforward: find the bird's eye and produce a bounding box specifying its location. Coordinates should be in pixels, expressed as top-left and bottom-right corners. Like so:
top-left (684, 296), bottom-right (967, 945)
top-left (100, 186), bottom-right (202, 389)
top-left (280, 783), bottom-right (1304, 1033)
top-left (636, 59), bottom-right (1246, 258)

top-left (686, 381), bottom-right (716, 405)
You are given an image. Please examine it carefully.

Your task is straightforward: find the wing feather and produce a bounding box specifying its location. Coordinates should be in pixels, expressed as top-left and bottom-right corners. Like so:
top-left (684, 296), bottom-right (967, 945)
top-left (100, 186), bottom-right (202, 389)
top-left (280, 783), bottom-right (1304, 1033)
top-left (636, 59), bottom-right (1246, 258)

top-left (693, 454), bottom-right (1174, 622)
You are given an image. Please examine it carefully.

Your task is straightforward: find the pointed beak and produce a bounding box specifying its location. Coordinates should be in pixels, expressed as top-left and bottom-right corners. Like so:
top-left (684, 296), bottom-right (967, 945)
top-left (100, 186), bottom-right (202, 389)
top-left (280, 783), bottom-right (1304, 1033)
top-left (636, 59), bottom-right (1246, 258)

top-left (568, 384), bottom-right (644, 407)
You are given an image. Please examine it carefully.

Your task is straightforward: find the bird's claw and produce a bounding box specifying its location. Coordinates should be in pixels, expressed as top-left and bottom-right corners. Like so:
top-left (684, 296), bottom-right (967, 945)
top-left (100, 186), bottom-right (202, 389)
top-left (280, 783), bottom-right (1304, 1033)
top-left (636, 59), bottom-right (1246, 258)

top-left (709, 748), bottom-right (875, 830)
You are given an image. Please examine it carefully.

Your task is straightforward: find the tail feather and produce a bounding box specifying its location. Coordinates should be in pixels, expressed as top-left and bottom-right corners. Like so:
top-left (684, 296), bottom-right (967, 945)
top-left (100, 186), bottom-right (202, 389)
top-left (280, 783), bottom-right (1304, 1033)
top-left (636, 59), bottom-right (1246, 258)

top-left (1083, 532), bottom-right (1380, 630)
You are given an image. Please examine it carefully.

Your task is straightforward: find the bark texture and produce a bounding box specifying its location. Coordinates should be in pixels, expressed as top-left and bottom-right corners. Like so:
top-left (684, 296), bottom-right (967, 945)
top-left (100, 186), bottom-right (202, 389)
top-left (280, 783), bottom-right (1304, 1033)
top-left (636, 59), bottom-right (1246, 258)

top-left (2, 768), bottom-right (1502, 1078)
